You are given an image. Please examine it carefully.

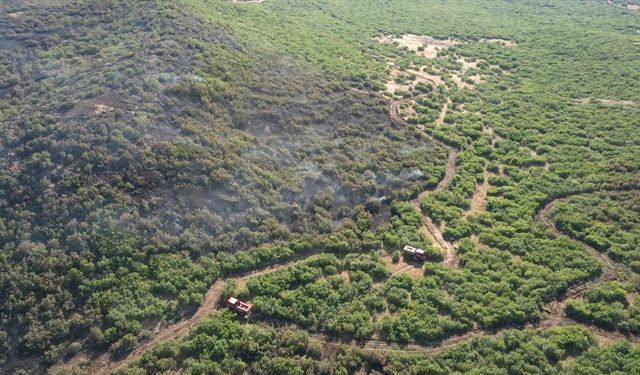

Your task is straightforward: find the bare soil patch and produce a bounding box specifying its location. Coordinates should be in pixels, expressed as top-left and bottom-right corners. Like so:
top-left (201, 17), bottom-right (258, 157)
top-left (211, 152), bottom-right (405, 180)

top-left (469, 235), bottom-right (491, 251)
top-left (385, 69), bottom-right (431, 94)
top-left (628, 4), bottom-right (640, 11)
top-left (384, 67), bottom-right (441, 96)
top-left (575, 98), bottom-right (635, 107)
top-left (376, 34), bottom-right (459, 59)
top-left (451, 73), bottom-right (482, 89)
top-left (398, 101), bottom-right (417, 120)
top-left (416, 70), bottom-right (444, 86)
top-left (93, 104), bottom-right (114, 115)
top-left (479, 38), bottom-right (517, 47)
top-left (70, 92), bottom-right (122, 118)
top-left (384, 80), bottom-right (405, 95)
top-left (450, 74), bottom-right (468, 89)
top-left (457, 57), bottom-right (478, 71)
top-left (575, 98), bottom-right (591, 105)
top-left (598, 98), bottom-right (635, 106)
top-left (436, 97), bottom-right (451, 125)
top-left (380, 250), bottom-right (424, 278)
top-left (464, 167), bottom-right (489, 218)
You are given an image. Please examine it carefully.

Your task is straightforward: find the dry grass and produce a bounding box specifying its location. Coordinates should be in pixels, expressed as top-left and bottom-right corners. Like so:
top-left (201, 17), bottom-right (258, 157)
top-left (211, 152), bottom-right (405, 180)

top-left (479, 38), bottom-right (517, 47)
top-left (469, 235), bottom-right (491, 251)
top-left (436, 97), bottom-right (451, 125)
top-left (575, 98), bottom-right (635, 106)
top-left (93, 104), bottom-right (114, 115)
top-left (379, 250), bottom-right (424, 278)
top-left (575, 98), bottom-right (591, 105)
top-left (383, 66), bottom-right (440, 96)
top-left (464, 167), bottom-right (489, 218)
top-left (598, 98), bottom-right (635, 106)
top-left (450, 73), bottom-right (482, 89)
top-left (457, 57), bottom-right (478, 71)
top-left (376, 34), bottom-right (459, 59)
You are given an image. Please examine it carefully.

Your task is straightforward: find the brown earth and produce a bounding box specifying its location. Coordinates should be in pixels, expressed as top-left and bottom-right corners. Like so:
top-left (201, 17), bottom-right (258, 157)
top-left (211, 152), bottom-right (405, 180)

top-left (380, 250), bottom-right (424, 278)
top-left (457, 57), bottom-right (478, 71)
top-left (576, 98), bottom-right (635, 106)
top-left (598, 98), bottom-right (635, 106)
top-left (384, 67), bottom-right (442, 96)
top-left (479, 38), bottom-right (517, 47)
top-left (376, 34), bottom-right (459, 59)
top-left (436, 97), bottom-right (451, 125)
top-left (93, 104), bottom-right (114, 115)
top-left (451, 72), bottom-right (483, 89)
top-left (464, 166), bottom-right (489, 218)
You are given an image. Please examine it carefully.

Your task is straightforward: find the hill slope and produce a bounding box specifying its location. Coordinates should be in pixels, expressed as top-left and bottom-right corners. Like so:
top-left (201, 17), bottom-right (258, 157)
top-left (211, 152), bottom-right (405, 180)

top-left (0, 0), bottom-right (445, 371)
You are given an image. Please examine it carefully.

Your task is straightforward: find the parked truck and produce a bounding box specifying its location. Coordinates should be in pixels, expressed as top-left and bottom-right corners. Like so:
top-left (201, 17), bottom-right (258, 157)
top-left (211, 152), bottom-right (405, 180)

top-left (225, 297), bottom-right (253, 316)
top-left (402, 245), bottom-right (426, 261)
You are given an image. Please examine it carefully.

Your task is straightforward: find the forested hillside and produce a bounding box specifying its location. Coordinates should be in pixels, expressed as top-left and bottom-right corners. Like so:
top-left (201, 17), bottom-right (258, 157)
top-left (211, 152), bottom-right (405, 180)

top-left (0, 0), bottom-right (639, 374)
top-left (0, 0), bottom-right (446, 370)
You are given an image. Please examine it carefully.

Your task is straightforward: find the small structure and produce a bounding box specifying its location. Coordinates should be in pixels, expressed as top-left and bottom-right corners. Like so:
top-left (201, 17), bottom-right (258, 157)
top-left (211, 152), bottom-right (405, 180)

top-left (225, 297), bottom-right (253, 316)
top-left (403, 245), bottom-right (426, 261)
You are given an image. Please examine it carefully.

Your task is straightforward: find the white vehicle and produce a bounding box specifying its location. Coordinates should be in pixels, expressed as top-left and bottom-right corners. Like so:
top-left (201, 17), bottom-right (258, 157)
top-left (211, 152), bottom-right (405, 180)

top-left (402, 245), bottom-right (426, 260)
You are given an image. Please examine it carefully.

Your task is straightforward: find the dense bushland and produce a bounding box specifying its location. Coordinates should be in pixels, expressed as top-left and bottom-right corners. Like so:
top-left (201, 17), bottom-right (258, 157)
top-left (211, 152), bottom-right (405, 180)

top-left (0, 0), bottom-right (639, 372)
top-left (123, 312), bottom-right (640, 374)
top-left (552, 191), bottom-right (640, 270)
top-left (0, 0), bottom-right (447, 370)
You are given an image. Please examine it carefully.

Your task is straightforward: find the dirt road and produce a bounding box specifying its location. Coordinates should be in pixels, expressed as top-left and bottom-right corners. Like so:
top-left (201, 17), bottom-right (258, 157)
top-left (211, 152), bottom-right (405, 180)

top-left (389, 92), bottom-right (460, 267)
top-left (388, 86), bottom-right (640, 347)
top-left (464, 166), bottom-right (489, 218)
top-left (436, 97), bottom-right (451, 125)
top-left (534, 185), bottom-right (640, 301)
top-left (70, 260), bottom-right (300, 375)
top-left (55, 88), bottom-right (640, 374)
top-left (349, 186), bottom-right (640, 354)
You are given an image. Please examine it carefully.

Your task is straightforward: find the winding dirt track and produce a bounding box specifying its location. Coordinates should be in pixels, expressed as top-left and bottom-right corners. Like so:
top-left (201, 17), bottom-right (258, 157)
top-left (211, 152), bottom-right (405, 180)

top-left (389, 90), bottom-right (460, 267)
top-left (85, 260), bottom-right (301, 375)
top-left (536, 185), bottom-right (640, 282)
top-left (58, 88), bottom-right (640, 373)
top-left (413, 149), bottom-right (459, 267)
top-left (385, 89), bottom-right (640, 348)
top-left (436, 97), bottom-right (451, 125)
top-left (464, 166), bottom-right (489, 218)
top-left (55, 87), bottom-right (458, 375)
top-left (343, 184), bottom-right (640, 354)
